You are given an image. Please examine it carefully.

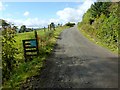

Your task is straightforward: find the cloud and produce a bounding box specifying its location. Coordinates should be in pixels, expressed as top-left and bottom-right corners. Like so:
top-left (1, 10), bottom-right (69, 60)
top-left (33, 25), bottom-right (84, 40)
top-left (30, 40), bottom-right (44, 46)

top-left (5, 18), bottom-right (49, 28)
top-left (22, 18), bottom-right (48, 27)
top-left (46, 0), bottom-right (94, 25)
top-left (0, 2), bottom-right (4, 11)
top-left (4, 0), bottom-right (95, 28)
top-left (49, 18), bottom-right (61, 24)
top-left (0, 2), bottom-right (8, 11)
top-left (57, 8), bottom-right (79, 23)
top-left (5, 17), bottom-right (61, 29)
top-left (23, 11), bottom-right (30, 16)
top-left (56, 0), bottom-right (94, 24)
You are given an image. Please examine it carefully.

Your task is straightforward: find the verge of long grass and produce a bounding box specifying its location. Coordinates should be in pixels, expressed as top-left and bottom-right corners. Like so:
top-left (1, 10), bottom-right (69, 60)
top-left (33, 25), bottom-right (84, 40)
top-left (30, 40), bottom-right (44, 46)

top-left (78, 26), bottom-right (118, 54)
top-left (2, 26), bottom-right (68, 88)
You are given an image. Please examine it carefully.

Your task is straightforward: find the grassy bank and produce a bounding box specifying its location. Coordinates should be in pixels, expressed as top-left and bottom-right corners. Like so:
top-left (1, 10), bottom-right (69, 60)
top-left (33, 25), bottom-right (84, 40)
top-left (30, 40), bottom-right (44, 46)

top-left (78, 25), bottom-right (118, 54)
top-left (77, 2), bottom-right (118, 55)
top-left (2, 26), bottom-right (68, 88)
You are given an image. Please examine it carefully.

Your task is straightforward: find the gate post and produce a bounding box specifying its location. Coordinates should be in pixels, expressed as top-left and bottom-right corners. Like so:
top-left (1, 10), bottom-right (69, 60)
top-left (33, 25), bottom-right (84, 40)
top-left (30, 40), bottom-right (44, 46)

top-left (35, 30), bottom-right (39, 55)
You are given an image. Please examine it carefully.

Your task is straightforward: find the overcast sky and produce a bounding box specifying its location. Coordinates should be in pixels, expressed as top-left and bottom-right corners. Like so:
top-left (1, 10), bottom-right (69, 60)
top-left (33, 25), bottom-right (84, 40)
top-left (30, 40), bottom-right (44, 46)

top-left (0, 0), bottom-right (95, 28)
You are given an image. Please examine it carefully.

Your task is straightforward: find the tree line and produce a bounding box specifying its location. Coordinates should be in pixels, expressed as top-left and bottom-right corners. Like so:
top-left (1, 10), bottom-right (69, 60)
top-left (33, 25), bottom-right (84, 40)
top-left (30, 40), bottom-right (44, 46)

top-left (0, 19), bottom-right (63, 33)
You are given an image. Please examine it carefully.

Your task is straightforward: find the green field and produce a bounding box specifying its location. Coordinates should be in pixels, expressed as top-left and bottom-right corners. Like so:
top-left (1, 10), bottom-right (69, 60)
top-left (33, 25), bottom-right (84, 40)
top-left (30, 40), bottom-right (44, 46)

top-left (14, 29), bottom-right (46, 62)
top-left (2, 26), bottom-right (68, 88)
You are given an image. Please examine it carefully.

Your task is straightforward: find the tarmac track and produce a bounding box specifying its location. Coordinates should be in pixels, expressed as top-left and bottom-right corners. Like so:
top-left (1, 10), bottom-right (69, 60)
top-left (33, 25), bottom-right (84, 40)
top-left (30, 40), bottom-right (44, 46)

top-left (21, 26), bottom-right (118, 88)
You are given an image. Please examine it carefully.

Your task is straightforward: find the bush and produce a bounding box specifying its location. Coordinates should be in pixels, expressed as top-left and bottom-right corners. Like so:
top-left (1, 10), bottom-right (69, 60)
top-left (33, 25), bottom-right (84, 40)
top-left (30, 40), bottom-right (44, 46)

top-left (65, 22), bottom-right (75, 27)
top-left (2, 27), bottom-right (18, 82)
top-left (78, 2), bottom-right (118, 52)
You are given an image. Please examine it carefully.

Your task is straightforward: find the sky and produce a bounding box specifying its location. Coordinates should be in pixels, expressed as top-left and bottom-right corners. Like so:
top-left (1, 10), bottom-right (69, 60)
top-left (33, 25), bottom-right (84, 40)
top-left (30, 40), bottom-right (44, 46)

top-left (0, 0), bottom-right (96, 28)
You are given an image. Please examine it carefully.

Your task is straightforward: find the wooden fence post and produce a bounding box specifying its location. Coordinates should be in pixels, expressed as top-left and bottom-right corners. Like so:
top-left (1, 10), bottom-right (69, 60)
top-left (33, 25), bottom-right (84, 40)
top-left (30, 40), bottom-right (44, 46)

top-left (35, 30), bottom-right (39, 55)
top-left (44, 27), bottom-right (46, 32)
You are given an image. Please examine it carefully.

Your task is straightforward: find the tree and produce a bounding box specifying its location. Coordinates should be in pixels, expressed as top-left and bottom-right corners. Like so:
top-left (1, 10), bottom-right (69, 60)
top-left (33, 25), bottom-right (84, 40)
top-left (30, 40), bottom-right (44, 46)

top-left (65, 22), bottom-right (75, 27)
top-left (19, 25), bottom-right (26, 33)
top-left (0, 19), bottom-right (10, 29)
top-left (78, 2), bottom-right (118, 52)
top-left (12, 26), bottom-right (18, 33)
top-left (26, 28), bottom-right (33, 32)
top-left (2, 22), bottom-right (18, 81)
top-left (44, 27), bottom-right (46, 32)
top-left (90, 2), bottom-right (111, 18)
top-left (58, 23), bottom-right (60, 26)
top-left (50, 22), bottom-right (55, 30)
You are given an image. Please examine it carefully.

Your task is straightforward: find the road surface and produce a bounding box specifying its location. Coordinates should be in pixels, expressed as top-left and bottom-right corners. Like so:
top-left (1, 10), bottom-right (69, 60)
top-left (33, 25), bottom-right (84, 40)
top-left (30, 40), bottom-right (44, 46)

top-left (22, 26), bottom-right (118, 88)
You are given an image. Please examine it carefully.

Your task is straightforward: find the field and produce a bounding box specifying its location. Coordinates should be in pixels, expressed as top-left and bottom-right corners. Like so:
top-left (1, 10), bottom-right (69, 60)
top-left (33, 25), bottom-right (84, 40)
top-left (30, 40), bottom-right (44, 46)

top-left (2, 26), bottom-right (68, 88)
top-left (14, 29), bottom-right (46, 63)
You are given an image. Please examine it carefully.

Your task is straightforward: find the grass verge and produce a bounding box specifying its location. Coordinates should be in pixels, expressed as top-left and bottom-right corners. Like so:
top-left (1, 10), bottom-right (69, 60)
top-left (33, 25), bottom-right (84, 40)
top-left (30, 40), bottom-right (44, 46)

top-left (2, 26), bottom-right (68, 89)
top-left (78, 26), bottom-right (118, 55)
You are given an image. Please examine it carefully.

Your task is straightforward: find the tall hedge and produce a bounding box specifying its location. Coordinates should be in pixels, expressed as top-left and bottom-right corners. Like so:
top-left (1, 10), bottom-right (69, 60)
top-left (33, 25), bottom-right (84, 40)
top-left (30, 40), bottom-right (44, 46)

top-left (78, 2), bottom-right (118, 52)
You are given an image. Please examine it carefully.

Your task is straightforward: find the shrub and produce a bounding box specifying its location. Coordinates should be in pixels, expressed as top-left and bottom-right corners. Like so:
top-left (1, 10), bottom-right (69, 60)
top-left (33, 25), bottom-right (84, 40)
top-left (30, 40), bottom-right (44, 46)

top-left (65, 22), bottom-right (75, 27)
top-left (2, 27), bottom-right (18, 82)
